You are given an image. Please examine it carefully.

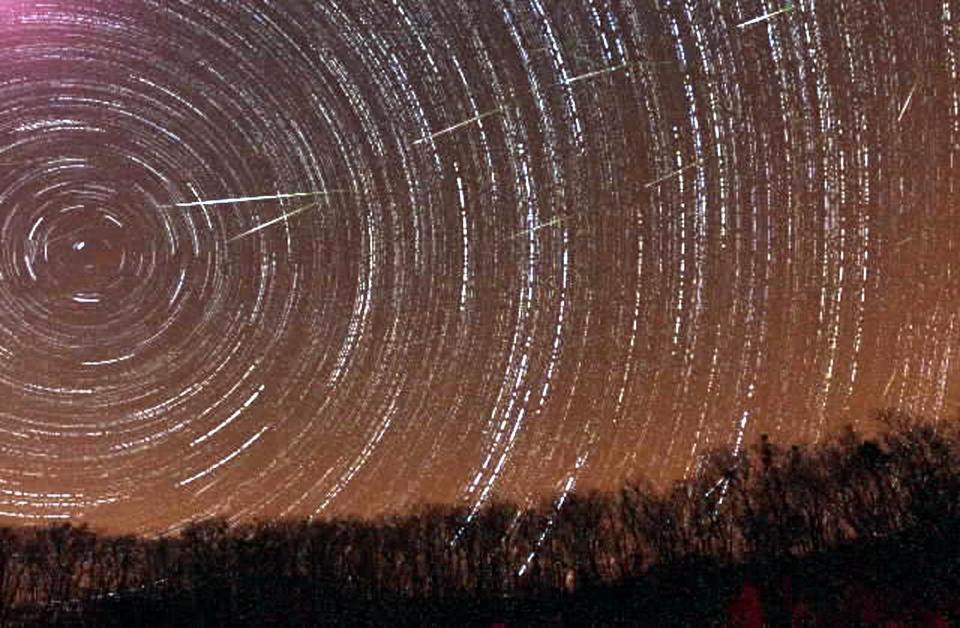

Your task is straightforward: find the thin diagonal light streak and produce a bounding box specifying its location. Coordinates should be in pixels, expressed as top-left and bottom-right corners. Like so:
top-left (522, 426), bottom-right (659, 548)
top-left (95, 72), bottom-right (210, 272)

top-left (737, 4), bottom-right (794, 29)
top-left (413, 108), bottom-right (501, 145)
top-left (897, 78), bottom-right (919, 123)
top-left (227, 200), bottom-right (322, 243)
top-left (644, 159), bottom-right (707, 188)
top-left (164, 190), bottom-right (342, 208)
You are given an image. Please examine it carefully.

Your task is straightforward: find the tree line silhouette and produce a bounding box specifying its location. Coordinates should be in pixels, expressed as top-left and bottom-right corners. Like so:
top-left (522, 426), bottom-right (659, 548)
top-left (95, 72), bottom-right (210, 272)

top-left (2, 408), bottom-right (960, 624)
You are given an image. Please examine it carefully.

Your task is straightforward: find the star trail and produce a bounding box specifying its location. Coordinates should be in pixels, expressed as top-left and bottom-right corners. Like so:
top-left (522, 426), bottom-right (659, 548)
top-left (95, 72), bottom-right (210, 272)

top-left (0, 0), bottom-right (954, 534)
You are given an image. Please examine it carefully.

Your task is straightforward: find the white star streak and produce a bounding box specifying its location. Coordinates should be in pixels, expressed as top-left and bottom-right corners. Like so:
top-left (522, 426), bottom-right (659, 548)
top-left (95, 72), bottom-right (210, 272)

top-left (413, 108), bottom-right (501, 145)
top-left (737, 5), bottom-right (795, 29)
top-left (226, 201), bottom-right (323, 243)
top-left (164, 190), bottom-right (342, 208)
top-left (178, 425), bottom-right (270, 487)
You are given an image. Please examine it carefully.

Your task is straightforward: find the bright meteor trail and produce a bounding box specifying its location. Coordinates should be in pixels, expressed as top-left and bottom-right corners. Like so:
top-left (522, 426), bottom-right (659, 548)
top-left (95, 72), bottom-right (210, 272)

top-left (226, 201), bottom-right (323, 243)
top-left (164, 190), bottom-right (342, 208)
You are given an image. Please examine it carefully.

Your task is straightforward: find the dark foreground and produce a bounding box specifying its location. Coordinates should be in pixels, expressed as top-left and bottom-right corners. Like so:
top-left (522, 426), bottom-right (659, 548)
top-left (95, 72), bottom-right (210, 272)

top-left (4, 409), bottom-right (960, 625)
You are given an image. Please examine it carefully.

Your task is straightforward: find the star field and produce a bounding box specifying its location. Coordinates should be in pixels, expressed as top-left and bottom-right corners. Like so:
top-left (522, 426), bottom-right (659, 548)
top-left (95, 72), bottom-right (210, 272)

top-left (0, 0), bottom-right (954, 533)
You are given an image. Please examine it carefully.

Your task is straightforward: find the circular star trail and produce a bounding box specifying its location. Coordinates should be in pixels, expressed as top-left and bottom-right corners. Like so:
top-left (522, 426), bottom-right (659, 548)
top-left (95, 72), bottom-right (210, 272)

top-left (0, 0), bottom-right (955, 532)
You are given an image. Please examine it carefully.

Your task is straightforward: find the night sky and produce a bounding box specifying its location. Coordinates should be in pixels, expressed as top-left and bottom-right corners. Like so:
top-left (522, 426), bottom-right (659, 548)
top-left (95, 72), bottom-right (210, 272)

top-left (0, 0), bottom-right (955, 533)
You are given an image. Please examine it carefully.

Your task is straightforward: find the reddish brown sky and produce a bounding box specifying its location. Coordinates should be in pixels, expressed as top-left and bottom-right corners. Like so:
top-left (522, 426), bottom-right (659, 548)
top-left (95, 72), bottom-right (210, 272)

top-left (0, 0), bottom-right (954, 533)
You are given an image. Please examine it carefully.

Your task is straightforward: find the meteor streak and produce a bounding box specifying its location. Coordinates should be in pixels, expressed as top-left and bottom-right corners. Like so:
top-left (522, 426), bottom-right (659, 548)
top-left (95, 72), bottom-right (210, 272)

top-left (644, 158), bottom-right (707, 188)
top-left (897, 78), bottom-right (919, 123)
top-left (564, 63), bottom-right (629, 85)
top-left (509, 215), bottom-right (575, 239)
top-left (737, 4), bottom-right (794, 29)
top-left (413, 108), bottom-right (501, 145)
top-left (227, 201), bottom-right (322, 243)
top-left (164, 190), bottom-right (342, 208)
